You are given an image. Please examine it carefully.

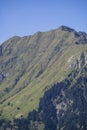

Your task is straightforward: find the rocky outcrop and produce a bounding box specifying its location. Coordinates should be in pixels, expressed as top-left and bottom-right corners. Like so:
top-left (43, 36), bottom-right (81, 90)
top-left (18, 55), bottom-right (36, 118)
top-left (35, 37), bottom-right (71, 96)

top-left (75, 32), bottom-right (87, 44)
top-left (59, 25), bottom-right (75, 32)
top-left (68, 51), bottom-right (87, 70)
top-left (27, 66), bottom-right (87, 130)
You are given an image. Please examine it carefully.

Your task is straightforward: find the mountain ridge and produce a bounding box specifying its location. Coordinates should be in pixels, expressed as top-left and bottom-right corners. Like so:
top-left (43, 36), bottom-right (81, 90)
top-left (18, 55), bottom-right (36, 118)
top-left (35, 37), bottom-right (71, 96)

top-left (1, 25), bottom-right (87, 45)
top-left (0, 25), bottom-right (87, 122)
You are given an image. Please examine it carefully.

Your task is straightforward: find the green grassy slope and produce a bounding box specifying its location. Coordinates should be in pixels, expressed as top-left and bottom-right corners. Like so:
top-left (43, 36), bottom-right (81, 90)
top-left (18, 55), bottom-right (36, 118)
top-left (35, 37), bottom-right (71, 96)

top-left (0, 26), bottom-right (87, 120)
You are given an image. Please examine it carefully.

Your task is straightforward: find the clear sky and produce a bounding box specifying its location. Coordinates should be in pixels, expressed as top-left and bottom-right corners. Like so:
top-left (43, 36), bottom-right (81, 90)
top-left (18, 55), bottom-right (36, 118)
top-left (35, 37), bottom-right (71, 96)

top-left (0, 0), bottom-right (87, 44)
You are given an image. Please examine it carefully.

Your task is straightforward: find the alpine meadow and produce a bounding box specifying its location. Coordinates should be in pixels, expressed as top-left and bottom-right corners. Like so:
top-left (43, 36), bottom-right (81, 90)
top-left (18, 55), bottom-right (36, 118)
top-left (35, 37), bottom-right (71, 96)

top-left (0, 26), bottom-right (87, 130)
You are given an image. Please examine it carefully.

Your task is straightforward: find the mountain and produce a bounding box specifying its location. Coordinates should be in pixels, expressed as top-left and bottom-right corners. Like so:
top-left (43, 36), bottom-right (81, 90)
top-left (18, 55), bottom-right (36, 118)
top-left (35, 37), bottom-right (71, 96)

top-left (27, 65), bottom-right (87, 130)
top-left (0, 26), bottom-right (87, 130)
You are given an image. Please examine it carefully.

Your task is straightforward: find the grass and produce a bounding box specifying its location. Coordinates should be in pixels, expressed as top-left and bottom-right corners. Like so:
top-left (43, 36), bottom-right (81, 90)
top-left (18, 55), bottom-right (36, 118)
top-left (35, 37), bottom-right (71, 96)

top-left (0, 26), bottom-right (87, 120)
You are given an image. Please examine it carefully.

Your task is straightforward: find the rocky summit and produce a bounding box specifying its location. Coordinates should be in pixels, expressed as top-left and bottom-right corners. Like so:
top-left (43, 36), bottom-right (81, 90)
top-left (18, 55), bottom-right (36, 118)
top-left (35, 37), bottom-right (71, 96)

top-left (0, 26), bottom-right (87, 130)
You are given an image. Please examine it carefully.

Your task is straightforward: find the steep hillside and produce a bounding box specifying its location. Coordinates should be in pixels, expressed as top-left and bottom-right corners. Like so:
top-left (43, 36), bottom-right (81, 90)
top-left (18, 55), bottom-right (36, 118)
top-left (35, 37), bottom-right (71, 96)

top-left (0, 64), bottom-right (87, 130)
top-left (0, 26), bottom-right (87, 120)
top-left (27, 65), bottom-right (87, 130)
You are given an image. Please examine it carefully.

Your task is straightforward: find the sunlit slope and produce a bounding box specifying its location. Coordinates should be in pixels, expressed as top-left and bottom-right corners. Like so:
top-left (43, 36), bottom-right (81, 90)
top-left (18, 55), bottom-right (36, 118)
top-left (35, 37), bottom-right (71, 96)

top-left (0, 26), bottom-right (87, 119)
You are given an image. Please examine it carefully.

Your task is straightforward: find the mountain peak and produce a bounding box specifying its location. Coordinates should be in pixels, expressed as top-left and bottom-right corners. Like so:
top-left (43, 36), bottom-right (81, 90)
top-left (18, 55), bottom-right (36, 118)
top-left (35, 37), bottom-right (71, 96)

top-left (0, 25), bottom-right (87, 126)
top-left (59, 25), bottom-right (75, 32)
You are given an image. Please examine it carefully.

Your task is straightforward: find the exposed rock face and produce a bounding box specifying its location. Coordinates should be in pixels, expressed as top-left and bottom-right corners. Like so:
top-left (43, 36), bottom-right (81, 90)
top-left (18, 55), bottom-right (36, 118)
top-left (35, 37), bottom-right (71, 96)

top-left (27, 65), bottom-right (87, 130)
top-left (75, 32), bottom-right (87, 44)
top-left (68, 51), bottom-right (87, 70)
top-left (59, 25), bottom-right (75, 32)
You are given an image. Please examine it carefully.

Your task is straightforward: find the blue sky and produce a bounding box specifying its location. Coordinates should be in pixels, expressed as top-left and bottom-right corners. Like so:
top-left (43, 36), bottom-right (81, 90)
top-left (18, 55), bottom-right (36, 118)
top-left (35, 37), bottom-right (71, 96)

top-left (0, 0), bottom-right (87, 44)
